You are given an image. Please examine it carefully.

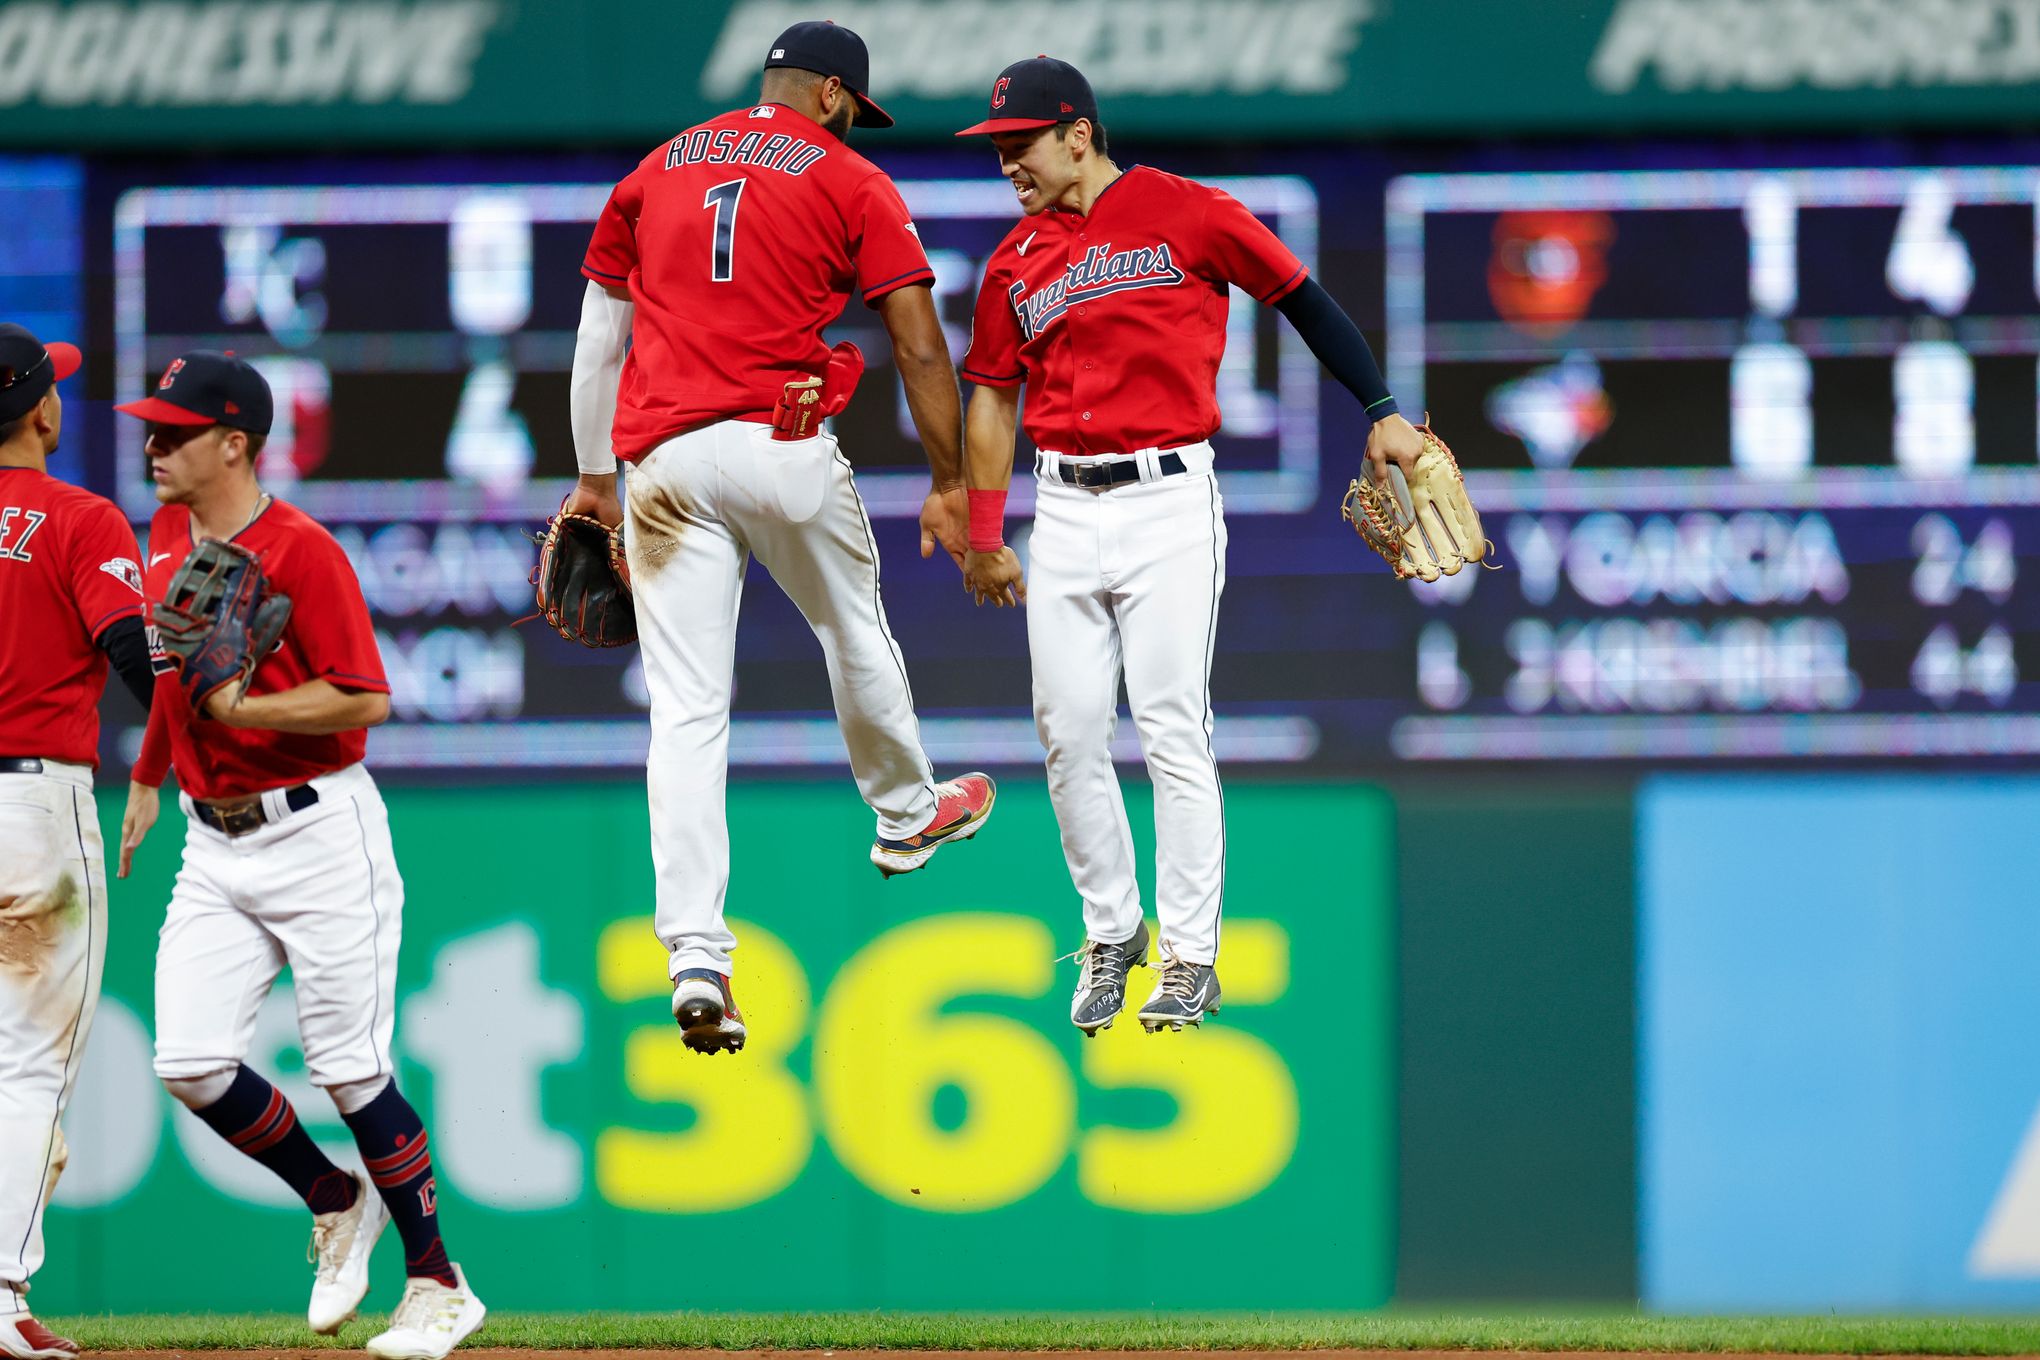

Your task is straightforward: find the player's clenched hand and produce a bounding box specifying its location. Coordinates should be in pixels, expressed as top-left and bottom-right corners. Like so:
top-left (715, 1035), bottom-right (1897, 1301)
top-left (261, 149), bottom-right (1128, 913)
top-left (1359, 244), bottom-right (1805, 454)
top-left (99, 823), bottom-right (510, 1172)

top-left (1365, 412), bottom-right (1425, 486)
top-left (921, 483), bottom-right (967, 570)
top-left (119, 781), bottom-right (158, 879)
top-left (964, 547), bottom-right (1025, 607)
top-left (563, 471), bottom-right (623, 529)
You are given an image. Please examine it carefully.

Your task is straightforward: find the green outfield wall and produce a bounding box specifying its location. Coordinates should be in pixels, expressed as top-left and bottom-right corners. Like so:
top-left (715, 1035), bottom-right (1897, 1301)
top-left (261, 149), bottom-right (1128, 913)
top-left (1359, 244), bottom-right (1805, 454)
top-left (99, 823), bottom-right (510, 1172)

top-left (39, 779), bottom-right (1393, 1313)
top-left (1393, 781), bottom-right (1637, 1302)
top-left (0, 0), bottom-right (2031, 147)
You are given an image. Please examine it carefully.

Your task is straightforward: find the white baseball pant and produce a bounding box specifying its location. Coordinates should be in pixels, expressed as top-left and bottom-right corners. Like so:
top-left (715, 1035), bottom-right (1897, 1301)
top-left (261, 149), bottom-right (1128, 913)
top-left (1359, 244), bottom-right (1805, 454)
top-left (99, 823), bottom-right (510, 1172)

top-left (625, 419), bottom-right (940, 980)
top-left (152, 763), bottom-right (402, 1090)
top-left (1026, 444), bottom-right (1229, 965)
top-left (0, 760), bottom-right (105, 1309)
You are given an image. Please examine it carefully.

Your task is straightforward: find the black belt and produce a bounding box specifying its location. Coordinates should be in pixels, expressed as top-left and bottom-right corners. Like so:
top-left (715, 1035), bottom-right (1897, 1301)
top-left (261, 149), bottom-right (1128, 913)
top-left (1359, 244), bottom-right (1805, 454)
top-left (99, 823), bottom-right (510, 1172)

top-left (193, 784), bottom-right (319, 837)
top-left (1055, 451), bottom-right (1187, 489)
top-left (0, 757), bottom-right (44, 774)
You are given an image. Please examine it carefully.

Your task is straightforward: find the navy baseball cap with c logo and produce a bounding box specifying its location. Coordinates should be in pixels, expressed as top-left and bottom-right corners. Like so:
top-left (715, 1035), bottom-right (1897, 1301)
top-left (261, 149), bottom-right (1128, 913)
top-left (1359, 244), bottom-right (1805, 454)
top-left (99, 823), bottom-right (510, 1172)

top-left (114, 350), bottom-right (273, 434)
top-left (0, 323), bottom-right (81, 423)
top-left (956, 56), bottom-right (1098, 136)
top-left (763, 20), bottom-right (894, 128)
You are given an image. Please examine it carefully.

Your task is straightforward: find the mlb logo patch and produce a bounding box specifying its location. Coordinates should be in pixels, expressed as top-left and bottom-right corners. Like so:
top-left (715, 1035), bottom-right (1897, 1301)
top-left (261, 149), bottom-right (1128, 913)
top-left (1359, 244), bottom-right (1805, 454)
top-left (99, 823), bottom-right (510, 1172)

top-left (771, 47), bottom-right (785, 57)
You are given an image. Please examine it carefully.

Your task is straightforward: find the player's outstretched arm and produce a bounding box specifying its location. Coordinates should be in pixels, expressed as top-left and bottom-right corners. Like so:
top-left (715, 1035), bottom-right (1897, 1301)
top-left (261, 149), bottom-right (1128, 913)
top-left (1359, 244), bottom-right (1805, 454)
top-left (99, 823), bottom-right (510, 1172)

top-left (565, 281), bottom-right (633, 527)
top-left (961, 382), bottom-right (1025, 608)
top-left (877, 284), bottom-right (970, 566)
top-left (206, 678), bottom-right (390, 734)
top-left (1273, 276), bottom-right (1423, 484)
top-left (118, 780), bottom-right (158, 880)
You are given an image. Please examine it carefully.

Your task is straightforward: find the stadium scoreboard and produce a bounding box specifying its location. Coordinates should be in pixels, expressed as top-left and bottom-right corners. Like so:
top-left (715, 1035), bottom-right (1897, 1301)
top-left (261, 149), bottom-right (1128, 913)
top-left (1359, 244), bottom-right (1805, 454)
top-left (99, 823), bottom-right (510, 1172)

top-left (102, 159), bottom-right (2040, 768)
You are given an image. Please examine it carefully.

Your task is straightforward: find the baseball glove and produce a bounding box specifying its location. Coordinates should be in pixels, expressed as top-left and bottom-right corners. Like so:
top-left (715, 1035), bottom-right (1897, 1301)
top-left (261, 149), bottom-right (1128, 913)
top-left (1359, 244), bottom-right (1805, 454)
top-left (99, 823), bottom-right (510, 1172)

top-left (151, 539), bottom-right (293, 711)
top-left (1342, 422), bottom-right (1494, 582)
top-left (533, 503), bottom-right (635, 647)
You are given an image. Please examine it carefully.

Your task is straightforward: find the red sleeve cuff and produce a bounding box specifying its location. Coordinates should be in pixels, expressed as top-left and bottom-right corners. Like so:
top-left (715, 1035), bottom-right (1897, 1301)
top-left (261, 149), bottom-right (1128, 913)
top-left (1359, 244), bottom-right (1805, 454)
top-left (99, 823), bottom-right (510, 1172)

top-left (1261, 264), bottom-right (1308, 304)
top-left (863, 268), bottom-right (936, 307)
top-left (323, 669), bottom-right (392, 694)
top-left (582, 261), bottom-right (629, 285)
top-left (962, 366), bottom-right (1024, 388)
top-left (87, 601), bottom-right (145, 639)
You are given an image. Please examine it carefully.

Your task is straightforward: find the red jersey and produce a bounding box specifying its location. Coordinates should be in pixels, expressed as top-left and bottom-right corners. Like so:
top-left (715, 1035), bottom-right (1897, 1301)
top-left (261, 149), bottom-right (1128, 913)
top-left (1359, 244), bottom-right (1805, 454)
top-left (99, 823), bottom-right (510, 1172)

top-left (135, 498), bottom-right (388, 801)
top-left (962, 166), bottom-right (1308, 456)
top-left (0, 466), bottom-right (145, 767)
top-left (582, 103), bottom-right (935, 458)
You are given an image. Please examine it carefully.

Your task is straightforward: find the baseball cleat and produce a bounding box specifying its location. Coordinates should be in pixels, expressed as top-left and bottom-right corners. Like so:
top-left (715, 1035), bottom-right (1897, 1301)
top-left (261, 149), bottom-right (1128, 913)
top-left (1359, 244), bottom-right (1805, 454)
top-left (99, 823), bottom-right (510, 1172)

top-left (308, 1169), bottom-right (390, 1334)
top-left (365, 1263), bottom-right (485, 1360)
top-left (0, 1314), bottom-right (77, 1360)
top-left (1137, 941), bottom-right (1221, 1033)
top-left (1067, 920), bottom-right (1150, 1036)
top-left (870, 773), bottom-right (996, 878)
top-left (672, 968), bottom-right (747, 1054)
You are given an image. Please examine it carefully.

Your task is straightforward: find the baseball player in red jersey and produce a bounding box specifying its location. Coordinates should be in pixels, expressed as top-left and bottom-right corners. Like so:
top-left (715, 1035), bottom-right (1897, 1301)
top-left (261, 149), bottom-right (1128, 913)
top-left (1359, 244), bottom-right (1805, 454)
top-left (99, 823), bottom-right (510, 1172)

top-left (565, 20), bottom-right (995, 1054)
top-left (955, 60), bottom-right (1427, 1033)
top-left (113, 353), bottom-right (484, 1358)
top-left (0, 327), bottom-right (152, 1360)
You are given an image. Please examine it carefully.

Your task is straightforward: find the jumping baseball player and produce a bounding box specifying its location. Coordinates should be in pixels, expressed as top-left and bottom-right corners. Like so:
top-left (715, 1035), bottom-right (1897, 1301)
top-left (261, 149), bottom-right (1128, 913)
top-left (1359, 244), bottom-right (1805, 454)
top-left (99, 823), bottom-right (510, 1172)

top-left (955, 59), bottom-right (1426, 1033)
top-left (114, 353), bottom-right (484, 1359)
top-left (564, 19), bottom-right (995, 1055)
top-left (0, 326), bottom-right (151, 1360)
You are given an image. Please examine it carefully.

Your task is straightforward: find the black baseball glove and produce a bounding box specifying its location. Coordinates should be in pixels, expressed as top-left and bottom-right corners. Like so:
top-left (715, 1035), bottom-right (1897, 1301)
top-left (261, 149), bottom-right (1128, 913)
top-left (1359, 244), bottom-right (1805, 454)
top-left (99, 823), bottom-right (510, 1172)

top-left (151, 539), bottom-right (293, 712)
top-left (533, 504), bottom-right (635, 647)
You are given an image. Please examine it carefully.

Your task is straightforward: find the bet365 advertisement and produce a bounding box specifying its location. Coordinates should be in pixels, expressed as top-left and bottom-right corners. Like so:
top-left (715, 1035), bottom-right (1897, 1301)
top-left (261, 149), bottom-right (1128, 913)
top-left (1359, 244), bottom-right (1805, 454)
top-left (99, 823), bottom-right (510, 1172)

top-left (39, 780), bottom-right (1392, 1313)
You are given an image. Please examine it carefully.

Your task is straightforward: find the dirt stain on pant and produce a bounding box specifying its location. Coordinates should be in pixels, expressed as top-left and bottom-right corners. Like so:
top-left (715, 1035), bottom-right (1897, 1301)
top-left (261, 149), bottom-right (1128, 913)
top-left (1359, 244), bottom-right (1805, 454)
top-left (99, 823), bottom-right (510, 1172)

top-left (0, 872), bottom-right (77, 977)
top-left (629, 480), bottom-right (699, 578)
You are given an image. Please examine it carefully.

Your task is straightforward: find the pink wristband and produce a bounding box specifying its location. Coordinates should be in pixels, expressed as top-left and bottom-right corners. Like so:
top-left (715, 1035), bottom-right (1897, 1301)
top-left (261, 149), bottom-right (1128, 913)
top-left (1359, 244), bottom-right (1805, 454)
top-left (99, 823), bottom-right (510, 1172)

top-left (967, 489), bottom-right (1007, 553)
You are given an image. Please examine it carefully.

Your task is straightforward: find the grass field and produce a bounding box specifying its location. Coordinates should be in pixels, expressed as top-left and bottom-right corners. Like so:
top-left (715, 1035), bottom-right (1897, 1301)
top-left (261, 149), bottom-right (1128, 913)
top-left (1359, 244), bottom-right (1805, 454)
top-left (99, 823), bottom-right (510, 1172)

top-left (42, 1312), bottom-right (2040, 1354)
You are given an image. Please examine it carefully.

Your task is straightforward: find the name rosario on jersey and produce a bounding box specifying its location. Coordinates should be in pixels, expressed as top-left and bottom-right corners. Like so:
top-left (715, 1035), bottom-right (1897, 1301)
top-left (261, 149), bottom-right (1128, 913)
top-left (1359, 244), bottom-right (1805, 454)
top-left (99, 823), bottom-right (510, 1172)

top-left (1007, 242), bottom-right (1187, 341)
top-left (664, 121), bottom-right (828, 177)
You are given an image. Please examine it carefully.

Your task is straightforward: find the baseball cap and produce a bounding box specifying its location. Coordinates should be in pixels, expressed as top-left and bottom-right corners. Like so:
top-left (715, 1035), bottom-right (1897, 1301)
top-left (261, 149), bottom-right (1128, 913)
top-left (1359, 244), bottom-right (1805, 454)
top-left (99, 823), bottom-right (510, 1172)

top-left (0, 323), bottom-right (81, 423)
top-left (763, 20), bottom-right (893, 129)
top-left (114, 350), bottom-right (273, 434)
top-left (955, 56), bottom-right (1098, 137)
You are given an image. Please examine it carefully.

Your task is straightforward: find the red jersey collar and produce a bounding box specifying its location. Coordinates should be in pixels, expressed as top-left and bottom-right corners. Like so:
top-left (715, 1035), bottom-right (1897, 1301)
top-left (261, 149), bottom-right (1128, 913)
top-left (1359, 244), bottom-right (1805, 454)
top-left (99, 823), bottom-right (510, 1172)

top-left (1044, 164), bottom-right (1138, 220)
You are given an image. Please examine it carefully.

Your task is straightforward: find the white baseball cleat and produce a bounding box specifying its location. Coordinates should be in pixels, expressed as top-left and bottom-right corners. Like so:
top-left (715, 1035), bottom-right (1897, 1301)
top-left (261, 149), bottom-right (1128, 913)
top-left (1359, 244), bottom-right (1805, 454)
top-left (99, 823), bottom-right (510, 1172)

top-left (0, 1313), bottom-right (77, 1360)
top-left (308, 1170), bottom-right (390, 1334)
top-left (365, 1264), bottom-right (486, 1360)
top-left (671, 969), bottom-right (747, 1054)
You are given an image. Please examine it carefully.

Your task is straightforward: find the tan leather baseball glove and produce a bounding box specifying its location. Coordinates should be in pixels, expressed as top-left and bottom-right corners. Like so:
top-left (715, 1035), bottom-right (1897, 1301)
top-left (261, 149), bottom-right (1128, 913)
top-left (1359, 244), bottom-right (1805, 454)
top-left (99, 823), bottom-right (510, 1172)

top-left (1342, 422), bottom-right (1495, 582)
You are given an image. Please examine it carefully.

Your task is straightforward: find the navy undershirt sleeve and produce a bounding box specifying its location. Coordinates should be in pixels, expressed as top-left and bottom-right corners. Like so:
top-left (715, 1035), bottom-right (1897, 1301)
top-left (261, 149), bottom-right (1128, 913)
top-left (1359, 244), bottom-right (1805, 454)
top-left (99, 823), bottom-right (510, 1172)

top-left (97, 614), bottom-right (155, 711)
top-left (1274, 276), bottom-right (1400, 423)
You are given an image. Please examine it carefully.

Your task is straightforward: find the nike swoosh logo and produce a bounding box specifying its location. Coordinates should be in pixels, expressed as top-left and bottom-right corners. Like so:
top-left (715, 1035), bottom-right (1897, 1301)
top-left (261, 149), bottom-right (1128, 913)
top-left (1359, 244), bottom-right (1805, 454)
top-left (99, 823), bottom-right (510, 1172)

top-left (148, 551), bottom-right (172, 568)
top-left (1016, 230), bottom-right (1038, 256)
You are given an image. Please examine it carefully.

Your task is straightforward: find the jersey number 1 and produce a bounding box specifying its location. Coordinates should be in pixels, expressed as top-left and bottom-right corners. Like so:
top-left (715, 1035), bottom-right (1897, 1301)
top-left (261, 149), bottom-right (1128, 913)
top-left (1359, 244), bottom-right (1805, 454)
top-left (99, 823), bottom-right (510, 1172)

top-left (704, 179), bottom-right (746, 283)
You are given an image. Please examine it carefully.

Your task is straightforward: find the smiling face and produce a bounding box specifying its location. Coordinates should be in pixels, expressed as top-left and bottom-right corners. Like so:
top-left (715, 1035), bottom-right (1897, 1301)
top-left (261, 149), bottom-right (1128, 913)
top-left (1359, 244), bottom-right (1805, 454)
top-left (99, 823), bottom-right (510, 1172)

top-left (991, 124), bottom-right (1081, 216)
top-left (145, 421), bottom-right (250, 505)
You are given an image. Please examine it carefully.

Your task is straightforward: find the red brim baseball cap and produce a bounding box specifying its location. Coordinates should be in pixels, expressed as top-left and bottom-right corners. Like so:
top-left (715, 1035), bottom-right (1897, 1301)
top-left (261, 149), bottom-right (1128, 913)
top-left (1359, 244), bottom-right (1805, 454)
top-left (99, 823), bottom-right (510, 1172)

top-left (954, 115), bottom-right (1060, 136)
top-left (851, 89), bottom-right (894, 128)
top-left (956, 56), bottom-right (1098, 137)
top-left (111, 395), bottom-right (217, 425)
top-left (114, 350), bottom-right (274, 432)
